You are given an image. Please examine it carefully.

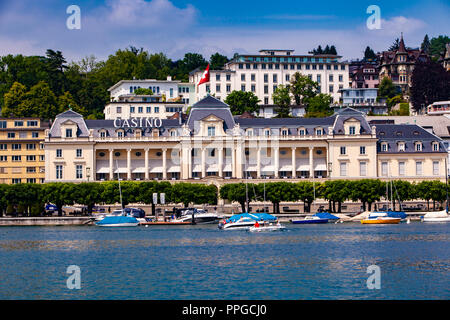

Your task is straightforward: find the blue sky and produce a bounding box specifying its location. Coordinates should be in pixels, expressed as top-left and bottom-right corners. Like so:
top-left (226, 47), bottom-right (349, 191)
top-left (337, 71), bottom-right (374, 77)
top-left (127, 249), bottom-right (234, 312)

top-left (0, 0), bottom-right (449, 62)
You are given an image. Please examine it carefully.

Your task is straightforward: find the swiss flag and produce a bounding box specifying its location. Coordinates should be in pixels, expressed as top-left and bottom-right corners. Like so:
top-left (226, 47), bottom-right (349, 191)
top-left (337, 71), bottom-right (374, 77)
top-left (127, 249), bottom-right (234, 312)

top-left (198, 64), bottom-right (210, 86)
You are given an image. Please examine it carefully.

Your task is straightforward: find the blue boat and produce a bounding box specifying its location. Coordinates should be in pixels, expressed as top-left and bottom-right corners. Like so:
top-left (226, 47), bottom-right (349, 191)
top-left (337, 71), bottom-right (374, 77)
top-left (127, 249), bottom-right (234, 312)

top-left (95, 215), bottom-right (139, 227)
top-left (291, 211), bottom-right (339, 224)
top-left (370, 210), bottom-right (407, 220)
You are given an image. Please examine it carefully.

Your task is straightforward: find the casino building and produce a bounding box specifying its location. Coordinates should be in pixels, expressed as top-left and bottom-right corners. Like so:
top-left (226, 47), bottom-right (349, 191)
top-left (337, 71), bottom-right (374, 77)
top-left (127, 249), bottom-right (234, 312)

top-left (44, 95), bottom-right (447, 184)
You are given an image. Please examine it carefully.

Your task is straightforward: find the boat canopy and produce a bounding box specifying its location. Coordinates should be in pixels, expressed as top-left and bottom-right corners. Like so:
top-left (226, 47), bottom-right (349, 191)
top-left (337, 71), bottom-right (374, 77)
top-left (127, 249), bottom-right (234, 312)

top-left (95, 216), bottom-right (138, 225)
top-left (314, 212), bottom-right (339, 220)
top-left (225, 213), bottom-right (277, 223)
top-left (423, 210), bottom-right (449, 218)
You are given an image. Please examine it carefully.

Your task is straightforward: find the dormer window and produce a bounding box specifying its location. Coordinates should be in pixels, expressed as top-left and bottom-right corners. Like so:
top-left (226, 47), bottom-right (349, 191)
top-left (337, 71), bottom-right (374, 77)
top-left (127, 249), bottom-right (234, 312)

top-left (432, 142), bottom-right (439, 151)
top-left (65, 128), bottom-right (73, 138)
top-left (281, 129), bottom-right (288, 136)
top-left (246, 129), bottom-right (253, 136)
top-left (265, 129), bottom-right (271, 137)
top-left (415, 142), bottom-right (422, 151)
top-left (298, 128), bottom-right (305, 136)
top-left (315, 128), bottom-right (323, 136)
top-left (207, 126), bottom-right (216, 136)
top-left (170, 130), bottom-right (177, 137)
top-left (100, 131), bottom-right (106, 138)
top-left (398, 142), bottom-right (405, 152)
top-left (117, 130), bottom-right (124, 138)
top-left (152, 129), bottom-right (159, 137)
top-left (349, 126), bottom-right (356, 135)
top-left (381, 143), bottom-right (388, 152)
top-left (135, 129), bottom-right (142, 138)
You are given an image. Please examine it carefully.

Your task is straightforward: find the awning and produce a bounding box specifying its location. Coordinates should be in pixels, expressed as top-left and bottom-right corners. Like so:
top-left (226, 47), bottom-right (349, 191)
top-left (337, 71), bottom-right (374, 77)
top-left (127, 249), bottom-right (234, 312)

top-left (245, 165), bottom-right (258, 172)
top-left (150, 167), bottom-right (163, 173)
top-left (192, 164), bottom-right (202, 172)
top-left (279, 159), bottom-right (292, 171)
top-left (96, 167), bottom-right (110, 174)
top-left (167, 166), bottom-right (180, 173)
top-left (296, 158), bottom-right (310, 171)
top-left (314, 158), bottom-right (327, 171)
top-left (206, 164), bottom-right (219, 172)
top-left (132, 167), bottom-right (146, 173)
top-left (223, 163), bottom-right (232, 172)
top-left (114, 168), bottom-right (128, 173)
top-left (261, 165), bottom-right (275, 172)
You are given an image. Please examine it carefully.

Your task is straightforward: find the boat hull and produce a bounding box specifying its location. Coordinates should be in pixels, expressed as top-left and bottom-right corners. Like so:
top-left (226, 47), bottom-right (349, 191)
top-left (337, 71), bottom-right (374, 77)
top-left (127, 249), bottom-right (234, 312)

top-left (291, 219), bottom-right (328, 224)
top-left (361, 218), bottom-right (401, 224)
top-left (249, 225), bottom-right (286, 232)
top-left (96, 222), bottom-right (139, 227)
top-left (423, 217), bottom-right (450, 222)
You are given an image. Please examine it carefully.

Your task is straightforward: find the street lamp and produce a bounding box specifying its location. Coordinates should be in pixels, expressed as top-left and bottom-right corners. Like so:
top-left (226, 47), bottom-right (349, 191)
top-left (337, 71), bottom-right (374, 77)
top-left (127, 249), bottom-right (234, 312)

top-left (86, 167), bottom-right (91, 182)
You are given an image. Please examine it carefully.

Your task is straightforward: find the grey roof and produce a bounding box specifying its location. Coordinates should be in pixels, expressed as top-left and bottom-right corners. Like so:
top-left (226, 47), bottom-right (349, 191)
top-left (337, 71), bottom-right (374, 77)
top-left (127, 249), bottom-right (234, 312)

top-left (236, 116), bottom-right (335, 127)
top-left (333, 108), bottom-right (373, 135)
top-left (375, 124), bottom-right (446, 153)
top-left (49, 110), bottom-right (90, 138)
top-left (85, 119), bottom-right (182, 138)
top-left (191, 95), bottom-right (229, 108)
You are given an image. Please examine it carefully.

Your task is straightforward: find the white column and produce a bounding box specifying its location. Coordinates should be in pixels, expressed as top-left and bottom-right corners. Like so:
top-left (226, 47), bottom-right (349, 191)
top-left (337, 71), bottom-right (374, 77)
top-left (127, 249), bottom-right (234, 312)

top-left (274, 147), bottom-right (279, 178)
top-left (236, 141), bottom-right (243, 179)
top-left (232, 147), bottom-right (236, 178)
top-left (127, 148), bottom-right (132, 180)
top-left (291, 147), bottom-right (296, 178)
top-left (162, 148), bottom-right (167, 180)
top-left (109, 148), bottom-right (114, 180)
top-left (188, 147), bottom-right (192, 179)
top-left (144, 148), bottom-right (149, 180)
top-left (218, 147), bottom-right (223, 177)
top-left (309, 146), bottom-right (314, 178)
top-left (257, 147), bottom-right (261, 178)
top-left (201, 147), bottom-right (206, 178)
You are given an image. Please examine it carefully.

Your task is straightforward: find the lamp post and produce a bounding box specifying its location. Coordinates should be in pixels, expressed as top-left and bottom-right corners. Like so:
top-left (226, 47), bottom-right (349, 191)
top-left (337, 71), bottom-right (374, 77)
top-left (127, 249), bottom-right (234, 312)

top-left (86, 167), bottom-right (91, 182)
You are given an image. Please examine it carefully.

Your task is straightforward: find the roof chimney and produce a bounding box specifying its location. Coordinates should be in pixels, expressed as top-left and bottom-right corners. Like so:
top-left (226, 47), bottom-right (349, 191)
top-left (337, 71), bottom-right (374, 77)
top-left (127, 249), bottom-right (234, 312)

top-left (167, 75), bottom-right (172, 81)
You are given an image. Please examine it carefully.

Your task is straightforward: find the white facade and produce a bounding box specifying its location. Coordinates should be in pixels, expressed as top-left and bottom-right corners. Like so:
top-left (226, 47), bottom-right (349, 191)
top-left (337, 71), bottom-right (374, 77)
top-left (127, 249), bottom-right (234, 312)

top-left (190, 49), bottom-right (349, 105)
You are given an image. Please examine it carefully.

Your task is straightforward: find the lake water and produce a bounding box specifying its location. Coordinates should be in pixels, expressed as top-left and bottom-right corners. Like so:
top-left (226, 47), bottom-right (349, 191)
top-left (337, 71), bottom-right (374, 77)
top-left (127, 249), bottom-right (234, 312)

top-left (0, 222), bottom-right (448, 300)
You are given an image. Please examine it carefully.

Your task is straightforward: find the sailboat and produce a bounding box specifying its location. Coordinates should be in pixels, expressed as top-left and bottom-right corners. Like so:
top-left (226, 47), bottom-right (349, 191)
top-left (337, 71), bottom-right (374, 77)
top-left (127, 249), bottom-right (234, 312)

top-left (95, 160), bottom-right (139, 227)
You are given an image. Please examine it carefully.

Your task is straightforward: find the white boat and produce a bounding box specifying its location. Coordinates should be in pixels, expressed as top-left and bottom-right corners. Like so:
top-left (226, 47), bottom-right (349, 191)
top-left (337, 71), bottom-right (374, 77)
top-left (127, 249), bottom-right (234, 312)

top-left (219, 213), bottom-right (278, 230)
top-left (171, 208), bottom-right (220, 224)
top-left (248, 222), bottom-right (286, 232)
top-left (94, 209), bottom-right (123, 221)
top-left (95, 215), bottom-right (139, 227)
top-left (422, 210), bottom-right (450, 222)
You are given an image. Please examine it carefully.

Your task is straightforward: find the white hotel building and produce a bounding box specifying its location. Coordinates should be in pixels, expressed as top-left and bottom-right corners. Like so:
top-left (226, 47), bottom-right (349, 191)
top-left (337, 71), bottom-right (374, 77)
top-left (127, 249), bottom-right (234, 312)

top-left (190, 49), bottom-right (350, 106)
top-left (104, 77), bottom-right (195, 120)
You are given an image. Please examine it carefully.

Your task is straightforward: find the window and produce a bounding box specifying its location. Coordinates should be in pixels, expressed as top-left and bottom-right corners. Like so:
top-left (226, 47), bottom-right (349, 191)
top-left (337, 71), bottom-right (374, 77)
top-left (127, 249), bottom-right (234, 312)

top-left (415, 143), bottom-right (422, 151)
top-left (27, 155), bottom-right (36, 161)
top-left (0, 156), bottom-right (7, 161)
top-left (0, 121), bottom-right (6, 128)
top-left (264, 74), bottom-right (268, 83)
top-left (241, 85), bottom-right (246, 91)
top-left (7, 132), bottom-right (15, 138)
top-left (398, 143), bottom-right (405, 152)
top-left (282, 129), bottom-right (288, 136)
top-left (329, 85), bottom-right (334, 93)
top-left (433, 143), bottom-right (439, 151)
top-left (299, 129), bottom-right (305, 136)
top-left (116, 106), bottom-right (122, 113)
top-left (340, 162), bottom-right (347, 176)
top-left (12, 179), bottom-right (21, 184)
top-left (66, 128), bottom-right (72, 138)
top-left (251, 85), bottom-right (256, 92)
top-left (27, 178), bottom-right (36, 183)
top-left (360, 146), bottom-right (366, 155)
top-left (399, 162), bottom-right (405, 176)
top-left (76, 149), bottom-right (82, 157)
top-left (329, 75), bottom-right (334, 82)
top-left (76, 165), bottom-right (83, 179)
top-left (216, 85), bottom-right (221, 92)
top-left (56, 165), bottom-right (63, 179)
top-left (416, 161), bottom-right (423, 175)
top-left (14, 121), bottom-right (23, 127)
top-left (285, 74), bottom-right (290, 81)
top-left (32, 132), bottom-right (39, 138)
top-left (155, 107), bottom-right (159, 113)
top-left (246, 129), bottom-right (253, 136)
top-left (241, 74), bottom-right (245, 81)
top-left (265, 129), bottom-right (271, 136)
top-left (26, 144), bottom-right (36, 150)
top-left (0, 144), bottom-right (6, 150)
top-left (27, 120), bottom-right (38, 127)
top-left (381, 162), bottom-right (388, 176)
top-left (316, 75), bottom-right (321, 83)
top-left (264, 97), bottom-right (269, 104)
top-left (169, 88), bottom-right (173, 97)
top-left (360, 162), bottom-right (367, 176)
top-left (130, 106), bottom-right (135, 113)
top-left (138, 106), bottom-right (143, 113)
top-left (264, 85), bottom-right (269, 94)
top-left (207, 126), bottom-right (215, 137)
top-left (12, 144), bottom-right (21, 150)
top-left (340, 146), bottom-right (346, 155)
top-left (349, 126), bottom-right (356, 135)
top-left (381, 143), bottom-right (388, 152)
top-left (433, 161), bottom-right (439, 175)
top-left (226, 85), bottom-right (231, 92)
top-left (12, 155), bottom-right (21, 162)
top-left (216, 74), bottom-right (220, 81)
top-left (339, 75), bottom-right (343, 82)
top-left (273, 74), bottom-right (277, 83)
top-left (251, 74), bottom-right (256, 81)
top-left (26, 167), bottom-right (36, 173)
top-left (316, 128), bottom-right (322, 136)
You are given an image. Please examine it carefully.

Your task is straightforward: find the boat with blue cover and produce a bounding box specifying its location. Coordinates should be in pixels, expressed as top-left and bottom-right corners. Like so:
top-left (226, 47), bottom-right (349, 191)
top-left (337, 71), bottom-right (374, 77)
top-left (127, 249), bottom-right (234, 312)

top-left (218, 213), bottom-right (277, 230)
top-left (95, 215), bottom-right (139, 227)
top-left (291, 211), bottom-right (339, 224)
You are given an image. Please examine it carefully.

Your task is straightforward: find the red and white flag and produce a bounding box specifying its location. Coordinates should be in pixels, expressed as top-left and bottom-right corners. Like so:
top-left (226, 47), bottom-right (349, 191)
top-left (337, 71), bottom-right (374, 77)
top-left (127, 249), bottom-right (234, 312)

top-left (198, 64), bottom-right (210, 86)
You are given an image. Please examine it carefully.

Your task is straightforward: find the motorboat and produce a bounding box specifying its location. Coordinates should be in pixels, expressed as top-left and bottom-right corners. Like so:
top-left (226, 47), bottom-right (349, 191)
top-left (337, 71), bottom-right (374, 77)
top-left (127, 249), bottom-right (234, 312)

top-left (361, 212), bottom-right (401, 224)
top-left (218, 213), bottom-right (277, 230)
top-left (95, 215), bottom-right (139, 227)
top-left (171, 208), bottom-right (220, 225)
top-left (291, 215), bottom-right (329, 224)
top-left (248, 221), bottom-right (286, 232)
top-left (422, 210), bottom-right (450, 222)
top-left (93, 209), bottom-right (123, 221)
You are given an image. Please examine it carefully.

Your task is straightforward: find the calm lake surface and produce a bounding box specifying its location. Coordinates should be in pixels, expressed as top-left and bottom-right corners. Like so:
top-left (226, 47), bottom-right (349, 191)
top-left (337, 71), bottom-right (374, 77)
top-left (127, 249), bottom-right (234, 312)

top-left (0, 222), bottom-right (448, 300)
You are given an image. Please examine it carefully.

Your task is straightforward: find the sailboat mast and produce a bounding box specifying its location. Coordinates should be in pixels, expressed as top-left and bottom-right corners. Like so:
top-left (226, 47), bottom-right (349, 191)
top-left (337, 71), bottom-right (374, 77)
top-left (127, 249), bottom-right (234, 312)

top-left (116, 159), bottom-right (123, 209)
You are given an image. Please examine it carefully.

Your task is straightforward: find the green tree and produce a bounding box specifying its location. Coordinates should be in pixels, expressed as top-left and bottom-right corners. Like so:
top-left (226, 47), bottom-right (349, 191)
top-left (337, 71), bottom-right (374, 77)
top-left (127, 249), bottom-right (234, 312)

top-left (389, 38), bottom-right (400, 51)
top-left (289, 72), bottom-right (319, 105)
top-left (296, 181), bottom-right (316, 213)
top-left (421, 34), bottom-right (431, 54)
top-left (220, 183), bottom-right (255, 212)
top-left (378, 77), bottom-right (398, 99)
top-left (262, 182), bottom-right (298, 214)
top-left (319, 180), bottom-right (351, 213)
top-left (72, 183), bottom-right (105, 214)
top-left (349, 179), bottom-right (384, 211)
top-left (209, 53), bottom-right (229, 70)
top-left (58, 91), bottom-right (87, 116)
top-left (133, 88), bottom-right (153, 95)
top-left (1, 82), bottom-right (27, 117)
top-left (304, 93), bottom-right (333, 118)
top-left (0, 184), bottom-right (8, 216)
top-left (21, 81), bottom-right (59, 119)
top-left (224, 90), bottom-right (260, 115)
top-left (42, 183), bottom-right (76, 216)
top-left (364, 46), bottom-right (377, 60)
top-left (429, 35), bottom-right (450, 57)
top-left (272, 85), bottom-right (292, 118)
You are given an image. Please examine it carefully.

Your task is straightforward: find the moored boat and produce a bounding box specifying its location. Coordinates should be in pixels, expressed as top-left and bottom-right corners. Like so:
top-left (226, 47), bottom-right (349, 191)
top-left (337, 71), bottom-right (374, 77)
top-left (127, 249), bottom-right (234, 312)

top-left (291, 215), bottom-right (329, 224)
top-left (95, 215), bottom-right (139, 227)
top-left (248, 221), bottom-right (286, 232)
top-left (171, 208), bottom-right (220, 225)
top-left (361, 212), bottom-right (401, 224)
top-left (218, 213), bottom-right (277, 230)
top-left (422, 210), bottom-right (450, 222)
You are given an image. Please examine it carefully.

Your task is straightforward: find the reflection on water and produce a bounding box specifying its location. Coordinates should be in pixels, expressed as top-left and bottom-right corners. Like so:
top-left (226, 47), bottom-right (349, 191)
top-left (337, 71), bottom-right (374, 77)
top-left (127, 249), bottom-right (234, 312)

top-left (0, 223), bottom-right (448, 299)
